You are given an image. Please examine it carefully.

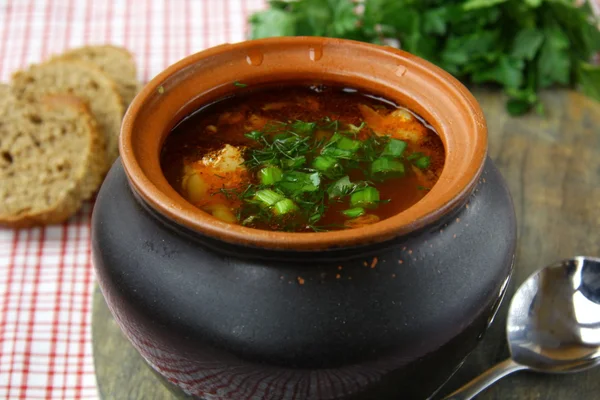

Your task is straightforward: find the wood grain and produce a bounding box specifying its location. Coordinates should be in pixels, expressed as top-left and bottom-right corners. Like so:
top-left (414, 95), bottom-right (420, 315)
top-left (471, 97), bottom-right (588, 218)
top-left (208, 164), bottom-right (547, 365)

top-left (441, 89), bottom-right (600, 399)
top-left (92, 285), bottom-right (179, 400)
top-left (93, 90), bottom-right (600, 400)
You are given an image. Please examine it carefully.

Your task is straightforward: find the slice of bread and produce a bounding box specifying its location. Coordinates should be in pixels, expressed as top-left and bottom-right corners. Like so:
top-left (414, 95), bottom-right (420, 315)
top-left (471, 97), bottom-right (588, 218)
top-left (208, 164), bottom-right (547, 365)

top-left (0, 85), bottom-right (106, 228)
top-left (54, 45), bottom-right (140, 106)
top-left (11, 60), bottom-right (125, 165)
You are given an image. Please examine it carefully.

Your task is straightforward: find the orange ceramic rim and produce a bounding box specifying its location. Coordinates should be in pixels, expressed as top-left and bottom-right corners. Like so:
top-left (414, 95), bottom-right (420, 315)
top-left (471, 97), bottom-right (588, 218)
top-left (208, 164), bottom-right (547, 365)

top-left (120, 37), bottom-right (487, 250)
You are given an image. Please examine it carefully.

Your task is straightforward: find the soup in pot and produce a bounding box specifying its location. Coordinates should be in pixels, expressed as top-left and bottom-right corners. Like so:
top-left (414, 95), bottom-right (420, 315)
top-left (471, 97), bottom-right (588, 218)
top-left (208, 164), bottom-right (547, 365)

top-left (161, 84), bottom-right (445, 232)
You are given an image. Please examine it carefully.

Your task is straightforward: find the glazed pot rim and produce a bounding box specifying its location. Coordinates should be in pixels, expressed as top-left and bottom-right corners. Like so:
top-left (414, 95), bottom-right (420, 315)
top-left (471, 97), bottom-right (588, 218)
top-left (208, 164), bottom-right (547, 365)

top-left (120, 37), bottom-right (487, 251)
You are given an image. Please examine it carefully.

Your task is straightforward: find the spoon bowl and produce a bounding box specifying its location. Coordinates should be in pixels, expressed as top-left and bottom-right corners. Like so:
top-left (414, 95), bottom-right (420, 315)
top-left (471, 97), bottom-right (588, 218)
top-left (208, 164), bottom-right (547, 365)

top-left (508, 256), bottom-right (600, 372)
top-left (446, 256), bottom-right (600, 399)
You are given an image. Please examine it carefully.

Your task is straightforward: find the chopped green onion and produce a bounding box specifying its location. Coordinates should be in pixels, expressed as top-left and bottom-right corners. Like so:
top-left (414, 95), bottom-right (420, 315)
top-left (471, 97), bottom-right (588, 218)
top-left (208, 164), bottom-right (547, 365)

top-left (350, 187), bottom-right (380, 209)
top-left (327, 176), bottom-right (355, 199)
top-left (278, 171), bottom-right (320, 194)
top-left (273, 198), bottom-right (298, 215)
top-left (245, 130), bottom-right (263, 140)
top-left (382, 139), bottom-right (407, 157)
top-left (308, 172), bottom-right (320, 187)
top-left (283, 156), bottom-right (306, 169)
top-left (413, 156), bottom-right (431, 169)
top-left (342, 207), bottom-right (365, 218)
top-left (407, 152), bottom-right (424, 161)
top-left (336, 136), bottom-right (362, 151)
top-left (321, 134), bottom-right (362, 159)
top-left (327, 132), bottom-right (344, 144)
top-left (321, 147), bottom-right (352, 159)
top-left (312, 156), bottom-right (337, 172)
top-left (371, 157), bottom-right (405, 180)
top-left (233, 81), bottom-right (247, 87)
top-left (254, 189), bottom-right (284, 206)
top-left (259, 167), bottom-right (283, 185)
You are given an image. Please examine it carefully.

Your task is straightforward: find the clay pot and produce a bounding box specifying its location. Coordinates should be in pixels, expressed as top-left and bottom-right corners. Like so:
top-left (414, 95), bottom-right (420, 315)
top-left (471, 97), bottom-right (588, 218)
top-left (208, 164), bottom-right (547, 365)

top-left (92, 37), bottom-right (516, 400)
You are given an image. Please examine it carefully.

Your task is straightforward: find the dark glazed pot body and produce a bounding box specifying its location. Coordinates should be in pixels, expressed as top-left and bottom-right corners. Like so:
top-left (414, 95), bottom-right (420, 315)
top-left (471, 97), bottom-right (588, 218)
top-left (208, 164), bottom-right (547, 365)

top-left (92, 38), bottom-right (516, 399)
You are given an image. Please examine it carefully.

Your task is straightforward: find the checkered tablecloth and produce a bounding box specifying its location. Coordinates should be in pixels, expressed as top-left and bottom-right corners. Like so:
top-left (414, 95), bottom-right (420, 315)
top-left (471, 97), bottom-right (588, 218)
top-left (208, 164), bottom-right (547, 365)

top-left (0, 1), bottom-right (264, 398)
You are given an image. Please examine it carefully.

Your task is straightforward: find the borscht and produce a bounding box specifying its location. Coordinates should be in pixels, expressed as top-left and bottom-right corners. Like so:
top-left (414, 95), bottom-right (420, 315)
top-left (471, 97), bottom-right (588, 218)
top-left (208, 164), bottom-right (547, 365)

top-left (160, 84), bottom-right (445, 232)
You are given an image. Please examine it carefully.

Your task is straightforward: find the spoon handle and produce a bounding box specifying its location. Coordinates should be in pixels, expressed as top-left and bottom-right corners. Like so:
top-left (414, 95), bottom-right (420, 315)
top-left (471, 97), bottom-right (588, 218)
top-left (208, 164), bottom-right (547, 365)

top-left (443, 358), bottom-right (527, 400)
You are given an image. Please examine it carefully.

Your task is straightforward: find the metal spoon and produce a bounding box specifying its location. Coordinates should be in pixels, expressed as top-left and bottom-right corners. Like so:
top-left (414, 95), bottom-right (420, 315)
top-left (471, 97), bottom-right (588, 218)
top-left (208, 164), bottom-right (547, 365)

top-left (445, 256), bottom-right (600, 400)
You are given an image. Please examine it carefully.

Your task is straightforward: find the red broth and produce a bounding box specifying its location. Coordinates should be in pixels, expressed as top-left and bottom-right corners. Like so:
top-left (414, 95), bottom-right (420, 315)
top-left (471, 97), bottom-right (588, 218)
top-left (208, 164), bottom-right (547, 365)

top-left (161, 84), bottom-right (445, 232)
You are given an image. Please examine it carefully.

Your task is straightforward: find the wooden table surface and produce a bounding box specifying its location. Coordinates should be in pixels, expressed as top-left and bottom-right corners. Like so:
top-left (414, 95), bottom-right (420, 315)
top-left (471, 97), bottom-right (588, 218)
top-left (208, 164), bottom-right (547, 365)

top-left (440, 89), bottom-right (600, 399)
top-left (93, 89), bottom-right (600, 399)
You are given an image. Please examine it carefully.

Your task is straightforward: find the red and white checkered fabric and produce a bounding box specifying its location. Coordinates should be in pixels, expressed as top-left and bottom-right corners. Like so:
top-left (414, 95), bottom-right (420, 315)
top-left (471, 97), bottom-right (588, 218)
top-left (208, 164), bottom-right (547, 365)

top-left (0, 1), bottom-right (265, 398)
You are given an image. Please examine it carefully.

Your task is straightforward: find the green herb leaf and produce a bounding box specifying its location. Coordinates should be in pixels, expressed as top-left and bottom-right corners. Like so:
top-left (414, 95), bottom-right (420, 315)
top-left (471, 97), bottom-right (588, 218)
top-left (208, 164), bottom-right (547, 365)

top-left (471, 55), bottom-right (525, 89)
top-left (423, 8), bottom-right (447, 35)
top-left (524, 0), bottom-right (542, 7)
top-left (441, 31), bottom-right (501, 74)
top-left (461, 0), bottom-right (508, 11)
top-left (505, 85), bottom-right (540, 116)
top-left (249, 8), bottom-right (296, 39)
top-left (578, 62), bottom-right (600, 102)
top-left (511, 28), bottom-right (545, 61)
top-left (249, 0), bottom-right (600, 115)
top-left (537, 27), bottom-right (571, 88)
top-left (506, 98), bottom-right (533, 116)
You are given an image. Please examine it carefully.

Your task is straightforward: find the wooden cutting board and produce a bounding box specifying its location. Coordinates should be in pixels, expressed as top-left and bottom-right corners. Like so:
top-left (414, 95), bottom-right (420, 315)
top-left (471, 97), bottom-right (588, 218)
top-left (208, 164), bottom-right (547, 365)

top-left (93, 89), bottom-right (600, 400)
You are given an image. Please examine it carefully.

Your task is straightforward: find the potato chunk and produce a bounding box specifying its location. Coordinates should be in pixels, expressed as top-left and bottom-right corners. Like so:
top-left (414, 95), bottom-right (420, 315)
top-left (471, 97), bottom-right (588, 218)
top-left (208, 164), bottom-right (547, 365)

top-left (359, 104), bottom-right (427, 145)
top-left (181, 145), bottom-right (249, 221)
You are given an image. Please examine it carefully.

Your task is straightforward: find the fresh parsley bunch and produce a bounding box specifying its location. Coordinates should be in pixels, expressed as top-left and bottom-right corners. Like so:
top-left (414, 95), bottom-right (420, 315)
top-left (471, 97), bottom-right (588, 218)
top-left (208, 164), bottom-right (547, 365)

top-left (250, 0), bottom-right (600, 115)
